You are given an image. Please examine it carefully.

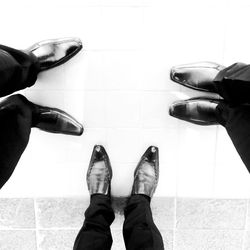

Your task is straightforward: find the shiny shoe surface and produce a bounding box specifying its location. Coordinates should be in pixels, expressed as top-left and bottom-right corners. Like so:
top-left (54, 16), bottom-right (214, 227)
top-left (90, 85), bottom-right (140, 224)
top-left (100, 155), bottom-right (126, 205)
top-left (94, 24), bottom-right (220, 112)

top-left (132, 146), bottom-right (159, 198)
top-left (32, 105), bottom-right (83, 136)
top-left (27, 37), bottom-right (82, 71)
top-left (87, 145), bottom-right (112, 196)
top-left (169, 97), bottom-right (220, 125)
top-left (170, 62), bottom-right (225, 93)
top-left (0, 94), bottom-right (83, 135)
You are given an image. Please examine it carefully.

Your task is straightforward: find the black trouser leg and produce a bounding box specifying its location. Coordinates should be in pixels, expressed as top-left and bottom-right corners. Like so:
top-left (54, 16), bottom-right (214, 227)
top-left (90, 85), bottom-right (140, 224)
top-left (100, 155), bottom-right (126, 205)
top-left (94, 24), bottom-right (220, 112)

top-left (214, 62), bottom-right (250, 104)
top-left (0, 95), bottom-right (33, 189)
top-left (215, 102), bottom-right (250, 173)
top-left (123, 195), bottom-right (164, 250)
top-left (0, 44), bottom-right (39, 97)
top-left (73, 194), bottom-right (115, 250)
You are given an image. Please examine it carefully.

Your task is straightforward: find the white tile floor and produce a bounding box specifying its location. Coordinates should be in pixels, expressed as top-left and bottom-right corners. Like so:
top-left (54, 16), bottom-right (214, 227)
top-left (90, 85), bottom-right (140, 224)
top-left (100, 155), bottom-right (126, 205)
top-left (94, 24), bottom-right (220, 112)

top-left (0, 0), bottom-right (250, 199)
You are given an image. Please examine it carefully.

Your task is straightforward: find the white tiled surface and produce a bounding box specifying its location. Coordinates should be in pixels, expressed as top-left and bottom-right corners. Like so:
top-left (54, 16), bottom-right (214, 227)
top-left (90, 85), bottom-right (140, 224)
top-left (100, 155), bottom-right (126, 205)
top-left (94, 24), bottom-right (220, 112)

top-left (0, 0), bottom-right (250, 198)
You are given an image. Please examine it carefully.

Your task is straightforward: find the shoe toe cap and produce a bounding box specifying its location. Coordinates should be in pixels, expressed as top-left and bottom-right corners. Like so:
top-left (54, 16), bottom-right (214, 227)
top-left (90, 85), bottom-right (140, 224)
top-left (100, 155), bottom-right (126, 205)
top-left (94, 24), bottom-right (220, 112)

top-left (169, 101), bottom-right (187, 117)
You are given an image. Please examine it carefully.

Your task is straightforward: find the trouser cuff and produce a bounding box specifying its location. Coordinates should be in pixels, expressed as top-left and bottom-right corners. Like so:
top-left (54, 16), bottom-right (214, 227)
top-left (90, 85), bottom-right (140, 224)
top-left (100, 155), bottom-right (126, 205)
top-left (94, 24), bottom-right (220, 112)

top-left (25, 52), bottom-right (40, 87)
top-left (215, 102), bottom-right (230, 127)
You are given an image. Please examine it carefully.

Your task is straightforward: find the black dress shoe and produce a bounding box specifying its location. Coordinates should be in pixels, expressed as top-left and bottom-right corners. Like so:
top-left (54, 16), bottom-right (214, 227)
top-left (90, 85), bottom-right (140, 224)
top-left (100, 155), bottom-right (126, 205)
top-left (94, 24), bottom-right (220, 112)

top-left (0, 94), bottom-right (83, 135)
top-left (87, 145), bottom-right (112, 196)
top-left (132, 146), bottom-right (159, 198)
top-left (31, 104), bottom-right (83, 136)
top-left (169, 97), bottom-right (221, 125)
top-left (26, 38), bottom-right (82, 71)
top-left (170, 62), bottom-right (225, 93)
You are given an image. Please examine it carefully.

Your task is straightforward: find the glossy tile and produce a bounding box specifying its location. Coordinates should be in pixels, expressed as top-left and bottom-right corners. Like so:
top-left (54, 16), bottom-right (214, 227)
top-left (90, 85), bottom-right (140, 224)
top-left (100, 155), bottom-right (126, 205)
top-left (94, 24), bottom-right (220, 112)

top-left (223, 6), bottom-right (250, 64)
top-left (84, 51), bottom-right (145, 91)
top-left (105, 91), bottom-right (141, 128)
top-left (84, 91), bottom-right (107, 128)
top-left (141, 91), bottom-right (180, 129)
top-left (177, 125), bottom-right (217, 197)
top-left (106, 128), bottom-right (143, 163)
top-left (110, 162), bottom-right (135, 197)
top-left (214, 127), bottom-right (250, 198)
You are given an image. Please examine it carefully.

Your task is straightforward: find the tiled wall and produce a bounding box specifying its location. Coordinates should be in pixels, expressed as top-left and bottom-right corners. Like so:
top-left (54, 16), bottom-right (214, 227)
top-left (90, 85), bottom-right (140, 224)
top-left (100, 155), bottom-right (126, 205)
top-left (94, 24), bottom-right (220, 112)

top-left (1, 197), bottom-right (250, 250)
top-left (0, 0), bottom-right (250, 199)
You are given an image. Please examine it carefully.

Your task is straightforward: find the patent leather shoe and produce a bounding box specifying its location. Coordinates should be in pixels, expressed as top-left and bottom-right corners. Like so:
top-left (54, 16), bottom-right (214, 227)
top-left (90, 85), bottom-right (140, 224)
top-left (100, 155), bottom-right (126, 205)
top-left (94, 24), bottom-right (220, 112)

top-left (31, 103), bottom-right (83, 135)
top-left (169, 97), bottom-right (221, 125)
top-left (170, 62), bottom-right (225, 93)
top-left (132, 146), bottom-right (159, 198)
top-left (27, 37), bottom-right (82, 71)
top-left (87, 145), bottom-right (112, 196)
top-left (0, 94), bottom-right (83, 135)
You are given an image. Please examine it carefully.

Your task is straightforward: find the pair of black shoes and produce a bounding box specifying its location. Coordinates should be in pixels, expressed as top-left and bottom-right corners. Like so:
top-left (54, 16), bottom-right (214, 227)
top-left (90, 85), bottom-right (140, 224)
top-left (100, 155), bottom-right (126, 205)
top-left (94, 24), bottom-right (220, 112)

top-left (169, 62), bottom-right (226, 125)
top-left (1, 38), bottom-right (83, 135)
top-left (87, 145), bottom-right (159, 199)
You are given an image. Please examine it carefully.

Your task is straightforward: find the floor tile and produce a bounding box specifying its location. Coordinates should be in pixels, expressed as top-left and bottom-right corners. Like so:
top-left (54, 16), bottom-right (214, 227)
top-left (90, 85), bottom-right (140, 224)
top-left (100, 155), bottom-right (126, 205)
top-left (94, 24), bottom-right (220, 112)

top-left (0, 230), bottom-right (37, 250)
top-left (175, 229), bottom-right (244, 250)
top-left (36, 198), bottom-right (88, 228)
top-left (105, 91), bottom-right (141, 128)
top-left (38, 230), bottom-right (78, 250)
top-left (243, 231), bottom-right (250, 250)
top-left (0, 199), bottom-right (35, 229)
top-left (162, 230), bottom-right (174, 250)
top-left (214, 127), bottom-right (250, 198)
top-left (176, 126), bottom-right (217, 197)
top-left (176, 198), bottom-right (247, 230)
top-left (151, 198), bottom-right (175, 230)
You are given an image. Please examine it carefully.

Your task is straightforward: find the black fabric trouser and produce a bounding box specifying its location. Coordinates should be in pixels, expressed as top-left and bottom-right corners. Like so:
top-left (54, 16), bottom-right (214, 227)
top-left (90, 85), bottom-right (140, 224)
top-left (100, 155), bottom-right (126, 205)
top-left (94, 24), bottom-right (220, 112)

top-left (215, 103), bottom-right (250, 173)
top-left (0, 95), bottom-right (35, 189)
top-left (213, 62), bottom-right (250, 173)
top-left (0, 45), bottom-right (39, 188)
top-left (0, 44), bottom-right (39, 97)
top-left (214, 62), bottom-right (250, 104)
top-left (73, 194), bottom-right (164, 250)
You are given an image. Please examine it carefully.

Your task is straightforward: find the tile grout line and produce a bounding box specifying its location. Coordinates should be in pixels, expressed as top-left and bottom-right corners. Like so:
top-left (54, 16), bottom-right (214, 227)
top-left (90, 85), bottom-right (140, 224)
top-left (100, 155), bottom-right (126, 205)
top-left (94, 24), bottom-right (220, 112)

top-left (34, 198), bottom-right (39, 250)
top-left (211, 125), bottom-right (219, 196)
top-left (172, 120), bottom-right (181, 250)
top-left (242, 199), bottom-right (249, 250)
top-left (172, 196), bottom-right (177, 250)
top-left (172, 119), bottom-right (181, 249)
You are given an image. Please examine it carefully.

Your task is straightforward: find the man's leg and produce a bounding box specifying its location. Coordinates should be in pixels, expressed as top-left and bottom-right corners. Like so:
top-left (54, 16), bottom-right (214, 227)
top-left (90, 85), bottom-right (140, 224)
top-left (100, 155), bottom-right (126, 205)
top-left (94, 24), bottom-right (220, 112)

top-left (0, 45), bottom-right (39, 97)
top-left (0, 95), bottom-right (33, 188)
top-left (170, 61), bottom-right (250, 104)
top-left (213, 62), bottom-right (250, 104)
top-left (0, 38), bottom-right (82, 97)
top-left (123, 194), bottom-right (164, 250)
top-left (215, 103), bottom-right (250, 173)
top-left (123, 146), bottom-right (164, 250)
top-left (73, 195), bottom-right (115, 250)
top-left (73, 145), bottom-right (114, 250)
top-left (0, 94), bottom-right (83, 189)
top-left (168, 97), bottom-right (250, 173)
